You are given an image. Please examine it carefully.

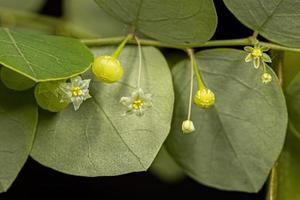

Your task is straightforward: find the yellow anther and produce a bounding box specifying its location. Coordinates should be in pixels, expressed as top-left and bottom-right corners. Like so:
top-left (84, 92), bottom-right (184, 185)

top-left (72, 86), bottom-right (83, 96)
top-left (132, 98), bottom-right (144, 110)
top-left (251, 48), bottom-right (263, 58)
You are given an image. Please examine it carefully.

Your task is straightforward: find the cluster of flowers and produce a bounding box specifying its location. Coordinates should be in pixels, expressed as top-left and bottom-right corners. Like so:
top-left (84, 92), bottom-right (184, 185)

top-left (181, 41), bottom-right (273, 134)
top-left (36, 34), bottom-right (153, 117)
top-left (244, 41), bottom-right (273, 84)
top-left (34, 35), bottom-right (273, 135)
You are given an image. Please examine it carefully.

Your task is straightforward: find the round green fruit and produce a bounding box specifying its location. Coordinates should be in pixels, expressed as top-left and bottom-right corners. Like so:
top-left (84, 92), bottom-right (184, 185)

top-left (34, 81), bottom-right (69, 112)
top-left (92, 55), bottom-right (123, 83)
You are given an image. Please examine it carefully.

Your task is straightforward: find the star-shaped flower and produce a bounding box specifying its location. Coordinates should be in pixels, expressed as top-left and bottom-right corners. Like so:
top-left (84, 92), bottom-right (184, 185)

top-left (244, 42), bottom-right (272, 69)
top-left (120, 88), bottom-right (152, 116)
top-left (59, 76), bottom-right (91, 111)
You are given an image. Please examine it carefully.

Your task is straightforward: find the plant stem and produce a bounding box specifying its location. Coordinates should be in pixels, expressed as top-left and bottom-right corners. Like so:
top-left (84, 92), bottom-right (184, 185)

top-left (82, 37), bottom-right (251, 50)
top-left (187, 48), bottom-right (205, 90)
top-left (135, 36), bottom-right (142, 89)
top-left (81, 37), bottom-right (300, 53)
top-left (187, 51), bottom-right (194, 121)
top-left (112, 34), bottom-right (133, 58)
top-left (266, 164), bottom-right (278, 200)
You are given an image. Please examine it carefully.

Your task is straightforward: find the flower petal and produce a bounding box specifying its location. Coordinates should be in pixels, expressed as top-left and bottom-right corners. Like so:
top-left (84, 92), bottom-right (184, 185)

top-left (135, 108), bottom-right (144, 117)
top-left (261, 46), bottom-right (270, 52)
top-left (71, 76), bottom-right (83, 87)
top-left (262, 53), bottom-right (272, 63)
top-left (120, 97), bottom-right (132, 106)
top-left (144, 93), bottom-right (152, 101)
top-left (59, 82), bottom-right (72, 90)
top-left (253, 58), bottom-right (260, 69)
top-left (244, 46), bottom-right (253, 52)
top-left (80, 79), bottom-right (91, 90)
top-left (71, 96), bottom-right (84, 111)
top-left (137, 88), bottom-right (144, 97)
top-left (83, 93), bottom-right (92, 101)
top-left (245, 53), bottom-right (252, 62)
top-left (131, 90), bottom-right (139, 99)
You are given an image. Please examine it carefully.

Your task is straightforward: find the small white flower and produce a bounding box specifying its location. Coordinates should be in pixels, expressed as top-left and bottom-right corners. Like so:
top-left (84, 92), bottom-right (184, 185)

top-left (120, 88), bottom-right (152, 116)
top-left (59, 76), bottom-right (91, 111)
top-left (244, 42), bottom-right (271, 69)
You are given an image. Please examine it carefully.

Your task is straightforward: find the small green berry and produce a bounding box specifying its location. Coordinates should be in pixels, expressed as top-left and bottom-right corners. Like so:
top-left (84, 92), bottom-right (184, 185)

top-left (92, 56), bottom-right (123, 83)
top-left (34, 81), bottom-right (69, 112)
top-left (194, 88), bottom-right (215, 108)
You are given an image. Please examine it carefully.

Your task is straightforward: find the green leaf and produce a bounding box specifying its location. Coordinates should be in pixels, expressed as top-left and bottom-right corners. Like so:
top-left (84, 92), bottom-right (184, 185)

top-left (0, 28), bottom-right (93, 82)
top-left (95, 0), bottom-right (217, 44)
top-left (223, 0), bottom-right (300, 47)
top-left (31, 46), bottom-right (174, 176)
top-left (1, 67), bottom-right (35, 91)
top-left (65, 0), bottom-right (125, 37)
top-left (0, 82), bottom-right (38, 192)
top-left (166, 49), bottom-right (287, 192)
top-left (150, 145), bottom-right (185, 183)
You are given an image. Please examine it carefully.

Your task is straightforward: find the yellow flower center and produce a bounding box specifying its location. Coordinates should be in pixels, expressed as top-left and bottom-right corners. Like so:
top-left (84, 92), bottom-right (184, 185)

top-left (132, 98), bottom-right (144, 110)
top-left (251, 48), bottom-right (263, 58)
top-left (72, 86), bottom-right (83, 96)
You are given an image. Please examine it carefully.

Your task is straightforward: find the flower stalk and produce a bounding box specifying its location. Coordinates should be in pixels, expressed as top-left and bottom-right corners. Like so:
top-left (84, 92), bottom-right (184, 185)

top-left (119, 36), bottom-right (153, 117)
top-left (187, 48), bottom-right (205, 90)
top-left (181, 50), bottom-right (195, 134)
top-left (112, 34), bottom-right (133, 59)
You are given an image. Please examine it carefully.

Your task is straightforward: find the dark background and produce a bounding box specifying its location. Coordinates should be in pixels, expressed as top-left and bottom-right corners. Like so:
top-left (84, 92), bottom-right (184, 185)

top-left (0, 1), bottom-right (265, 199)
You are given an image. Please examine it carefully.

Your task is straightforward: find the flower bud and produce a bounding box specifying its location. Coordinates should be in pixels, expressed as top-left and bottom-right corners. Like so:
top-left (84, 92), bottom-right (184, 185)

top-left (261, 73), bottom-right (272, 84)
top-left (194, 88), bottom-right (215, 108)
top-left (92, 56), bottom-right (123, 83)
top-left (182, 120), bottom-right (195, 134)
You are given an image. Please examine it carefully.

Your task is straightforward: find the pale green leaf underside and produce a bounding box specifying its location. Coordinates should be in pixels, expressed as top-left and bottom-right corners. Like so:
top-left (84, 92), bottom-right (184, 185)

top-left (31, 46), bottom-right (174, 176)
top-left (0, 28), bottom-right (93, 82)
top-left (95, 0), bottom-right (217, 44)
top-left (224, 0), bottom-right (300, 47)
top-left (0, 82), bottom-right (37, 192)
top-left (166, 49), bottom-right (287, 192)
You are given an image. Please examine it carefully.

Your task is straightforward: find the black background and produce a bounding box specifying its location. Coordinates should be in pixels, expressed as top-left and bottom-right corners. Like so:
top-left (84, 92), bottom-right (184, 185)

top-left (0, 1), bottom-right (266, 199)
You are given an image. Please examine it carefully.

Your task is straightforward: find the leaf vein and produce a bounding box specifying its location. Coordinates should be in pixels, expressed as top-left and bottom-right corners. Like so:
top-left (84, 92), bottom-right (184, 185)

top-left (92, 100), bottom-right (147, 169)
top-left (3, 28), bottom-right (37, 76)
